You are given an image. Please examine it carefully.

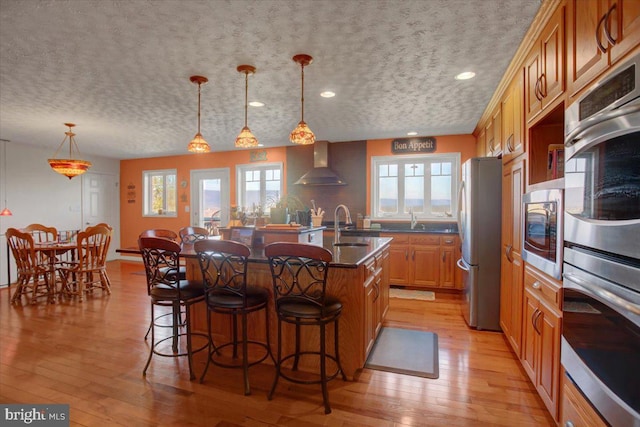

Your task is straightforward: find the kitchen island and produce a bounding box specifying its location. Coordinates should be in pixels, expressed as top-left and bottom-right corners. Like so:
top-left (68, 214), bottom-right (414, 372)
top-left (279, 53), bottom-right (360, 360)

top-left (182, 235), bottom-right (392, 380)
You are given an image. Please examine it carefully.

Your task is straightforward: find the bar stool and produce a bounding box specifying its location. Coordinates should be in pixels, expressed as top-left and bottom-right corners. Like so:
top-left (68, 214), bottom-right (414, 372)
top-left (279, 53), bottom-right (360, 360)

top-left (264, 242), bottom-right (346, 414)
top-left (138, 236), bottom-right (208, 380)
top-left (195, 239), bottom-right (271, 395)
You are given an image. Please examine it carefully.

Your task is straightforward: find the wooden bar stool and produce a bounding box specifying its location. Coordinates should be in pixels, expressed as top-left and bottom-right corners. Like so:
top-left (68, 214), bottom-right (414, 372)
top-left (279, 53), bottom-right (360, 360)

top-left (264, 242), bottom-right (346, 414)
top-left (195, 239), bottom-right (271, 395)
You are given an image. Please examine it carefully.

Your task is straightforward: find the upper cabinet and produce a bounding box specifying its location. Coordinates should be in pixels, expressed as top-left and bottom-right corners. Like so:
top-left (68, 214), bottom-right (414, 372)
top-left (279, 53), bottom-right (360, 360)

top-left (525, 5), bottom-right (565, 123)
top-left (567, 0), bottom-right (640, 98)
top-left (501, 70), bottom-right (524, 164)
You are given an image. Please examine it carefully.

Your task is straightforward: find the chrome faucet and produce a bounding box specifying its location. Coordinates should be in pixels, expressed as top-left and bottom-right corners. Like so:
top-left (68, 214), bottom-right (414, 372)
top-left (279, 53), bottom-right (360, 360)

top-left (410, 207), bottom-right (418, 230)
top-left (334, 204), bottom-right (353, 245)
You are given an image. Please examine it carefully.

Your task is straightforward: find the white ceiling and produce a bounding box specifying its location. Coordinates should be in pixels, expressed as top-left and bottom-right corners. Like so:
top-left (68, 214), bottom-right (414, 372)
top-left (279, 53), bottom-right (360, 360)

top-left (0, 0), bottom-right (541, 160)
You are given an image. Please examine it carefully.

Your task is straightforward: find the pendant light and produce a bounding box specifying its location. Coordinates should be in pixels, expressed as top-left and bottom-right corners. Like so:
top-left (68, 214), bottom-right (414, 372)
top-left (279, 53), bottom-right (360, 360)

top-left (48, 123), bottom-right (92, 179)
top-left (187, 75), bottom-right (211, 153)
top-left (290, 54), bottom-right (316, 145)
top-left (1, 139), bottom-right (12, 216)
top-left (235, 65), bottom-right (259, 148)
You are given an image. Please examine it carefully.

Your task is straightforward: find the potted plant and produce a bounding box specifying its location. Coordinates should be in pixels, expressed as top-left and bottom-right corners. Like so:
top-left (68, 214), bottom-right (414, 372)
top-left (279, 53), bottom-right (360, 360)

top-left (267, 194), bottom-right (305, 224)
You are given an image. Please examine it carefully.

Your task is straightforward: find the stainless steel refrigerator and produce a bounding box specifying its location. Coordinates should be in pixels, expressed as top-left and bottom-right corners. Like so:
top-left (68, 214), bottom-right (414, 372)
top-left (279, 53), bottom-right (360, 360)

top-left (456, 157), bottom-right (502, 331)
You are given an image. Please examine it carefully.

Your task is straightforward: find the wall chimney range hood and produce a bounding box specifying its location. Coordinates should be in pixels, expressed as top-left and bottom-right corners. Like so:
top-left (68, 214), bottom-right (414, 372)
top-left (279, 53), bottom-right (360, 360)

top-left (294, 140), bottom-right (346, 185)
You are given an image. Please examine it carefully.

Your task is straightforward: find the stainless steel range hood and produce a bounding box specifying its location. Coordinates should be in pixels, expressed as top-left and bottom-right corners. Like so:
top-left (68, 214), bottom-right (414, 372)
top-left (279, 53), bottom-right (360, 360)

top-left (294, 140), bottom-right (346, 185)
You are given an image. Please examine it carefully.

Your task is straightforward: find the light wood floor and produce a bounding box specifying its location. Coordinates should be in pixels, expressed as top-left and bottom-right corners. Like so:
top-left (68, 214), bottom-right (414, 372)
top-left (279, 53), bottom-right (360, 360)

top-left (0, 260), bottom-right (554, 426)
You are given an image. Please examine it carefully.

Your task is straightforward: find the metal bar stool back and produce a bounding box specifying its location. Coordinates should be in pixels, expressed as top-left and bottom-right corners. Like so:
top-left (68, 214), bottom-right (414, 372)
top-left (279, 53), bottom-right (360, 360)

top-left (195, 239), bottom-right (271, 395)
top-left (264, 242), bottom-right (346, 414)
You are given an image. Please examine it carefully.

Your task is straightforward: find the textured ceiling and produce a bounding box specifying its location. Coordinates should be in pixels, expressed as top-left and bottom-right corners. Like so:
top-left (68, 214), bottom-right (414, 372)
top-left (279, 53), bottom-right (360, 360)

top-left (0, 0), bottom-right (541, 160)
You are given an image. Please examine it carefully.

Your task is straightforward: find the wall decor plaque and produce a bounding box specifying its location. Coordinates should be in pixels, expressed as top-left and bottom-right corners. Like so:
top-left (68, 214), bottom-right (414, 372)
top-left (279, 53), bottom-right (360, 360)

top-left (391, 137), bottom-right (436, 154)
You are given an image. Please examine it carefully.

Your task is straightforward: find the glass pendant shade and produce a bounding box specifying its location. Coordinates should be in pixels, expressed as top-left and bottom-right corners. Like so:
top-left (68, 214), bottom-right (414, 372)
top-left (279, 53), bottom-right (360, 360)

top-left (289, 120), bottom-right (315, 145)
top-left (235, 65), bottom-right (259, 148)
top-left (0, 208), bottom-right (11, 216)
top-left (187, 132), bottom-right (210, 153)
top-left (290, 54), bottom-right (316, 145)
top-left (188, 75), bottom-right (211, 153)
top-left (48, 123), bottom-right (92, 179)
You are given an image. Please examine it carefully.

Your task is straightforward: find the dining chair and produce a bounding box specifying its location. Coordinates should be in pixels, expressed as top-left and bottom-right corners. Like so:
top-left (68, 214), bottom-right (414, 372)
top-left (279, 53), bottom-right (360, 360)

top-left (195, 239), bottom-right (272, 395)
top-left (24, 223), bottom-right (58, 243)
top-left (57, 225), bottom-right (112, 302)
top-left (138, 236), bottom-right (208, 380)
top-left (140, 229), bottom-right (179, 241)
top-left (264, 242), bottom-right (346, 414)
top-left (6, 228), bottom-right (53, 304)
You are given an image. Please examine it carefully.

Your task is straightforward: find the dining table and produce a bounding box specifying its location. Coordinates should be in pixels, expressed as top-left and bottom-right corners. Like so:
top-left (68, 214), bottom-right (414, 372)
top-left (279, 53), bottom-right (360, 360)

top-left (33, 241), bottom-right (77, 302)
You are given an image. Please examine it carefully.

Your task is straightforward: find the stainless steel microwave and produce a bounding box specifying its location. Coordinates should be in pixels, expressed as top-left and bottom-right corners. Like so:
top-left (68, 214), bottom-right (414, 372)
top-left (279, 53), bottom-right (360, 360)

top-left (522, 189), bottom-right (563, 279)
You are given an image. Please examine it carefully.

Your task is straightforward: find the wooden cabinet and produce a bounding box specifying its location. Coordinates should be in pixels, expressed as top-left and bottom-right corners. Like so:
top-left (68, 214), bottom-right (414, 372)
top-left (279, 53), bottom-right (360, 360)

top-left (525, 5), bottom-right (565, 123)
top-left (567, 0), bottom-right (640, 98)
top-left (501, 71), bottom-right (525, 163)
top-left (560, 370), bottom-right (608, 427)
top-left (521, 264), bottom-right (562, 420)
top-left (486, 105), bottom-right (502, 157)
top-left (476, 127), bottom-right (487, 157)
top-left (364, 248), bottom-right (389, 356)
top-left (383, 233), bottom-right (460, 289)
top-left (500, 157), bottom-right (525, 356)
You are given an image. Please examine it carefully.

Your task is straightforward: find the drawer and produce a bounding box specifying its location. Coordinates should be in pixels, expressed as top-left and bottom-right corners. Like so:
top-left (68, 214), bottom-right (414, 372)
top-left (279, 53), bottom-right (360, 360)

top-left (381, 233), bottom-right (409, 244)
top-left (524, 264), bottom-right (562, 309)
top-left (440, 236), bottom-right (456, 246)
top-left (410, 235), bottom-right (440, 245)
top-left (364, 257), bottom-right (377, 282)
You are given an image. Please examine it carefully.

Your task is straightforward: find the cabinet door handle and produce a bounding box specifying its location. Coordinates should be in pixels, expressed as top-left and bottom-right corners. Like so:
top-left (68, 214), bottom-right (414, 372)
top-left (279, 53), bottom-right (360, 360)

top-left (565, 421), bottom-right (575, 427)
top-left (532, 280), bottom-right (541, 290)
top-left (442, 252), bottom-right (446, 262)
top-left (534, 77), bottom-right (542, 101)
top-left (539, 73), bottom-right (547, 98)
top-left (412, 250), bottom-right (415, 261)
top-left (505, 134), bottom-right (513, 152)
top-left (505, 245), bottom-right (513, 263)
top-left (532, 309), bottom-right (542, 335)
top-left (444, 239), bottom-right (453, 244)
top-left (596, 12), bottom-right (609, 53)
top-left (604, 3), bottom-right (618, 46)
top-left (405, 250), bottom-right (408, 260)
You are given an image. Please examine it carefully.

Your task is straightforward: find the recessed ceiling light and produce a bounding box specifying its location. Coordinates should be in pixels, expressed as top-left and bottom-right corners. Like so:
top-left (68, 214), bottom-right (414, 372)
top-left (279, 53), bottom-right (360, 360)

top-left (455, 71), bottom-right (476, 80)
top-left (407, 131), bottom-right (418, 136)
top-left (320, 91), bottom-right (335, 98)
top-left (249, 101), bottom-right (264, 107)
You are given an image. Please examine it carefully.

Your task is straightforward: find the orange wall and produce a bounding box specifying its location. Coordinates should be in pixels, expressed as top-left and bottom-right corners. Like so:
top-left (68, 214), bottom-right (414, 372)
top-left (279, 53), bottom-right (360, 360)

top-left (365, 134), bottom-right (476, 214)
top-left (120, 147), bottom-right (287, 248)
top-left (120, 135), bottom-right (476, 248)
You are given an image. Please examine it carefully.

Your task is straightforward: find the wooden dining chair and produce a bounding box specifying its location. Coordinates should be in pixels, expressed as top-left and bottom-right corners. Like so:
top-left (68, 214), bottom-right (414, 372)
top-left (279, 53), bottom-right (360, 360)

top-left (6, 228), bottom-right (53, 304)
top-left (57, 225), bottom-right (112, 302)
top-left (24, 223), bottom-right (58, 243)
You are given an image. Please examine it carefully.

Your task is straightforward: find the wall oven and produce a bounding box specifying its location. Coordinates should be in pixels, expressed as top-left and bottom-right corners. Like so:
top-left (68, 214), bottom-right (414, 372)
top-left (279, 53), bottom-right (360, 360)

top-left (522, 189), bottom-right (563, 280)
top-left (563, 52), bottom-right (640, 426)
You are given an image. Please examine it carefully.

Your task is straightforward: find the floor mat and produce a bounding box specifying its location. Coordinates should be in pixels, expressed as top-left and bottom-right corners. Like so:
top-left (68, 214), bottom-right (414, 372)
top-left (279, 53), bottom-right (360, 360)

top-left (365, 327), bottom-right (439, 378)
top-left (389, 288), bottom-right (435, 301)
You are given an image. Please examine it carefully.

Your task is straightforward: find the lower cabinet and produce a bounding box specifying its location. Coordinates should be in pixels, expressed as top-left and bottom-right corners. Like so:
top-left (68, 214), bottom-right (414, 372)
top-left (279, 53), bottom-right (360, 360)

top-left (384, 233), bottom-right (460, 289)
top-left (560, 369), bottom-right (607, 427)
top-left (521, 264), bottom-right (562, 420)
top-left (364, 248), bottom-right (389, 356)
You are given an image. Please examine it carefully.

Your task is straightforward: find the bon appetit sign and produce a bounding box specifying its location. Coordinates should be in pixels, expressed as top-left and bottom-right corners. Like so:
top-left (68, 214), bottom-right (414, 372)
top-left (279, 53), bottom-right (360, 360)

top-left (391, 137), bottom-right (436, 154)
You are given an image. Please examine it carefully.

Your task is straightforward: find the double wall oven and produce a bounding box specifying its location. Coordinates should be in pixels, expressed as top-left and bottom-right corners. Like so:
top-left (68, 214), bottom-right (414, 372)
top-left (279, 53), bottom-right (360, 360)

top-left (562, 53), bottom-right (640, 426)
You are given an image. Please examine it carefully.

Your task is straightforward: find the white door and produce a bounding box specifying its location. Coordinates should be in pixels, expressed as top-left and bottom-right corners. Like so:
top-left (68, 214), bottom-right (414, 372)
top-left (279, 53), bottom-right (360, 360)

top-left (82, 172), bottom-right (118, 259)
top-left (190, 168), bottom-right (230, 230)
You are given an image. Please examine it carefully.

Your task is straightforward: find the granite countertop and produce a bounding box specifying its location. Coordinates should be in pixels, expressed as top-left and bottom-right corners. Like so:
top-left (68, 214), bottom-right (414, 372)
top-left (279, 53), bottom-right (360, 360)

top-left (338, 221), bottom-right (458, 235)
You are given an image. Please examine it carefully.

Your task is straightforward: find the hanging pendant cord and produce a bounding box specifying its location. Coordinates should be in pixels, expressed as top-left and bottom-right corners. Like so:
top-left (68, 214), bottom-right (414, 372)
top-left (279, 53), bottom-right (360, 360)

top-left (300, 64), bottom-right (305, 121)
top-left (244, 72), bottom-right (249, 127)
top-left (197, 83), bottom-right (202, 133)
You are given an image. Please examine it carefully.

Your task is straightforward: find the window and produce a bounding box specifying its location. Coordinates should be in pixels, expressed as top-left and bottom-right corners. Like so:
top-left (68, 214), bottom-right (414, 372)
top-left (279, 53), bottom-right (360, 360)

top-left (371, 154), bottom-right (460, 220)
top-left (143, 169), bottom-right (177, 216)
top-left (236, 163), bottom-right (283, 214)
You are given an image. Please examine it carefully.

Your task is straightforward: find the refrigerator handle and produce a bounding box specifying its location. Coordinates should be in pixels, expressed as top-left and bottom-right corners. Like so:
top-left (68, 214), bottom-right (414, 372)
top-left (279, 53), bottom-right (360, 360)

top-left (456, 181), bottom-right (465, 241)
top-left (456, 258), bottom-right (469, 271)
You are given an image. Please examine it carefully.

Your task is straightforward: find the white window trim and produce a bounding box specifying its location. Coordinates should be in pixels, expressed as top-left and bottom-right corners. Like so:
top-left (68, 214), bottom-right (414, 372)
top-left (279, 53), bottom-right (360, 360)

top-left (370, 153), bottom-right (461, 221)
top-left (236, 162), bottom-right (284, 212)
top-left (142, 169), bottom-right (178, 217)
